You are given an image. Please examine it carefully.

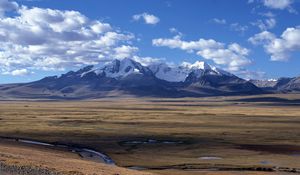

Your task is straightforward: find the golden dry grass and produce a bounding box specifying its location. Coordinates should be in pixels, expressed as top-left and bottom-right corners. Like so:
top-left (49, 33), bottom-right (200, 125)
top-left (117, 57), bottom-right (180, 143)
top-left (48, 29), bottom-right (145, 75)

top-left (0, 94), bottom-right (300, 174)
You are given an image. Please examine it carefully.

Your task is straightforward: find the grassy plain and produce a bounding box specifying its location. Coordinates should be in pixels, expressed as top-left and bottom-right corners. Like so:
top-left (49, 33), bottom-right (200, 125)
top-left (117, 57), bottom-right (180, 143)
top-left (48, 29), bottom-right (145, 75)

top-left (0, 94), bottom-right (300, 174)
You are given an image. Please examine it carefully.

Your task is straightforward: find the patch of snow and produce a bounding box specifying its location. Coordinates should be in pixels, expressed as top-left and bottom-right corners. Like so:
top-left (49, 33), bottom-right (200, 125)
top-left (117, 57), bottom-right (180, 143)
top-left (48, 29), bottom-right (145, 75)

top-left (268, 78), bottom-right (278, 82)
top-left (149, 63), bottom-right (191, 82)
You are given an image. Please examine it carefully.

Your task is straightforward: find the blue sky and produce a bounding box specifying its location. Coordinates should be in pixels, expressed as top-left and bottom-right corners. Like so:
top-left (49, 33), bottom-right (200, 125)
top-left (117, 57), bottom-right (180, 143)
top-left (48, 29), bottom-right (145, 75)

top-left (0, 0), bottom-right (300, 83)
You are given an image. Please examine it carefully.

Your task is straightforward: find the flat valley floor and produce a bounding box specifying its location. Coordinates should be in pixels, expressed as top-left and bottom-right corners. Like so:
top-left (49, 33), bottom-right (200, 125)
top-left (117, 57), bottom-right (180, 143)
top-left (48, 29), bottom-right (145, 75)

top-left (0, 94), bottom-right (300, 175)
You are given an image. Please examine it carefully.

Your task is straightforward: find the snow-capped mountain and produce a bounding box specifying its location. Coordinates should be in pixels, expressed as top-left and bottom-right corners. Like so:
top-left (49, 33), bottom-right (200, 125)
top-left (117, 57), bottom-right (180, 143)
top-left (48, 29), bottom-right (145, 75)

top-left (0, 58), bottom-right (263, 99)
top-left (148, 61), bottom-right (230, 82)
top-left (81, 58), bottom-right (152, 79)
top-left (250, 77), bottom-right (300, 92)
top-left (181, 61), bottom-right (232, 76)
top-left (249, 79), bottom-right (278, 88)
top-left (76, 59), bottom-right (233, 83)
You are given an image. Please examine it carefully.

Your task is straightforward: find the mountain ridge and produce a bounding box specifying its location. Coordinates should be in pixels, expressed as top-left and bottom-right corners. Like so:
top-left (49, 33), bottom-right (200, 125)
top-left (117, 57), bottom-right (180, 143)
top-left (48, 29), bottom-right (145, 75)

top-left (0, 58), bottom-right (290, 99)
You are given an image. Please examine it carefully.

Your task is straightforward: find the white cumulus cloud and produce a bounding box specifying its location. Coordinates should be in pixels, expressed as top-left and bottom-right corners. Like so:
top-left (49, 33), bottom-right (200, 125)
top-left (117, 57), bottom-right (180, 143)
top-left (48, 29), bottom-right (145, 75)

top-left (113, 45), bottom-right (139, 59)
top-left (152, 36), bottom-right (252, 72)
top-left (132, 13), bottom-right (160, 25)
top-left (249, 0), bottom-right (296, 13)
top-left (249, 27), bottom-right (300, 61)
top-left (263, 0), bottom-right (293, 10)
top-left (4, 68), bottom-right (31, 76)
top-left (0, 1), bottom-right (138, 75)
top-left (238, 70), bottom-right (267, 80)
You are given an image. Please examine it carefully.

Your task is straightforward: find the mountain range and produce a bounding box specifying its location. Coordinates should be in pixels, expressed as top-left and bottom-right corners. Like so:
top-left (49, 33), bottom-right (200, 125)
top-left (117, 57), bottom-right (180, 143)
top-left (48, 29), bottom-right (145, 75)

top-left (0, 58), bottom-right (298, 99)
top-left (250, 77), bottom-right (300, 93)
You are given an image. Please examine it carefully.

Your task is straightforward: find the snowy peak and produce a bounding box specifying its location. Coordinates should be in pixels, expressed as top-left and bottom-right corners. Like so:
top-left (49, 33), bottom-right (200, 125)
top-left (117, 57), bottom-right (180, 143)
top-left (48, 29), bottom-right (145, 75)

top-left (101, 59), bottom-right (143, 78)
top-left (150, 61), bottom-right (231, 82)
top-left (181, 61), bottom-right (212, 70)
top-left (84, 58), bottom-right (151, 79)
top-left (182, 61), bottom-right (232, 76)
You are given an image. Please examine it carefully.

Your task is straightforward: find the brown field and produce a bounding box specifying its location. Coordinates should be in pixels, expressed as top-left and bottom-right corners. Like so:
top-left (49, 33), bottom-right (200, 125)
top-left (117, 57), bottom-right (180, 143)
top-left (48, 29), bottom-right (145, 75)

top-left (0, 94), bottom-right (300, 175)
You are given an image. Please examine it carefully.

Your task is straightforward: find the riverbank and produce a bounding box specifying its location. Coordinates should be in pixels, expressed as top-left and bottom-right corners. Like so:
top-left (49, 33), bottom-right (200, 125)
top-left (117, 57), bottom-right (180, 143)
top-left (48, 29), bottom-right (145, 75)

top-left (0, 136), bottom-right (115, 165)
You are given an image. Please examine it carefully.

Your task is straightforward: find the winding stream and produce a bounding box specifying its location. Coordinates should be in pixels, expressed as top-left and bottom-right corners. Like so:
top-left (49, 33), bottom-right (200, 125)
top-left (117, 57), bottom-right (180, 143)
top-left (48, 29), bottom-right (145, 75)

top-left (6, 138), bottom-right (115, 165)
